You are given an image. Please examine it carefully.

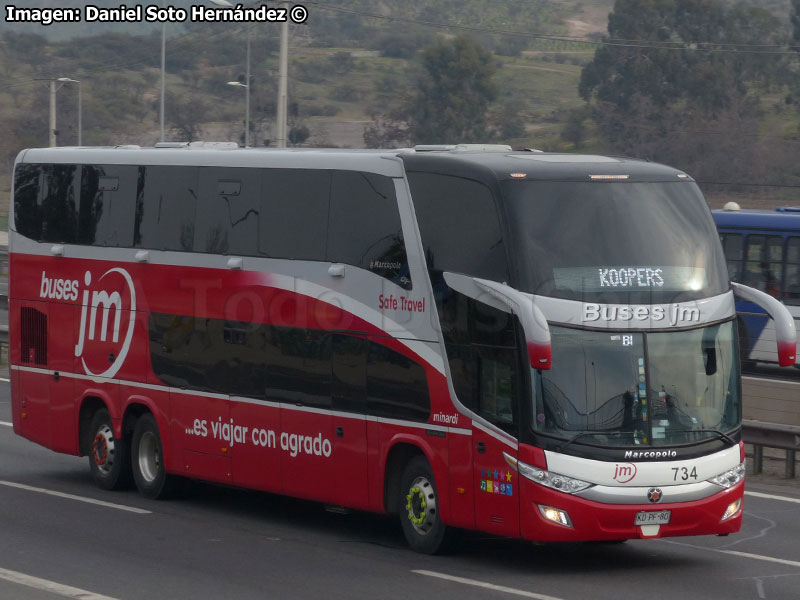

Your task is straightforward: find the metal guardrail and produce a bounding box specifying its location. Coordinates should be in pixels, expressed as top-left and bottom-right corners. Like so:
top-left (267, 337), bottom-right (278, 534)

top-left (742, 420), bottom-right (800, 478)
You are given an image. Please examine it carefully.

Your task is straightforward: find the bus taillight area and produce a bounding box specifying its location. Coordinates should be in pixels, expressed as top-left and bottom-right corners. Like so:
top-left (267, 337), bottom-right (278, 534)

top-left (518, 478), bottom-right (744, 542)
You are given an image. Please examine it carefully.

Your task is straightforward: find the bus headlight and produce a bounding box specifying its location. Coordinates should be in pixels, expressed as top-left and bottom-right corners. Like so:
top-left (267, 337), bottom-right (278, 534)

top-left (538, 505), bottom-right (573, 527)
top-left (516, 459), bottom-right (593, 494)
top-left (707, 462), bottom-right (745, 488)
top-left (721, 498), bottom-right (742, 521)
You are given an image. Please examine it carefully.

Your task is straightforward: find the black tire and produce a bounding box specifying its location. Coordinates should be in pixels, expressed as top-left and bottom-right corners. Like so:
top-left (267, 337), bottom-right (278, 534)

top-left (131, 413), bottom-right (177, 499)
top-left (88, 408), bottom-right (131, 490)
top-left (399, 456), bottom-right (456, 554)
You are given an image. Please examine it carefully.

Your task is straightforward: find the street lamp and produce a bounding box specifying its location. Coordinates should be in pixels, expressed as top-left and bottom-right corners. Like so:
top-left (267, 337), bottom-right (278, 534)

top-left (276, 1), bottom-right (289, 148)
top-left (57, 78), bottom-right (81, 146)
top-left (227, 81), bottom-right (249, 147)
top-left (36, 77), bottom-right (78, 147)
top-left (160, 0), bottom-right (233, 142)
top-left (227, 25), bottom-right (251, 147)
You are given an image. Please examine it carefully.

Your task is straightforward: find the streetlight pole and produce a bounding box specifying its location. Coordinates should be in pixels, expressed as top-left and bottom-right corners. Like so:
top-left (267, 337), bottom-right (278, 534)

top-left (226, 81), bottom-right (249, 147)
top-left (245, 30), bottom-right (250, 147)
top-left (58, 78), bottom-right (81, 146)
top-left (159, 0), bottom-right (233, 142)
top-left (160, 13), bottom-right (166, 142)
top-left (49, 80), bottom-right (57, 147)
top-left (276, 1), bottom-right (289, 148)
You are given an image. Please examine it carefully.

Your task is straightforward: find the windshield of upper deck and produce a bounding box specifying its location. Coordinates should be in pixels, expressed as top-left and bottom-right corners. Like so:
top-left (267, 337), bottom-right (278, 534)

top-left (503, 181), bottom-right (729, 304)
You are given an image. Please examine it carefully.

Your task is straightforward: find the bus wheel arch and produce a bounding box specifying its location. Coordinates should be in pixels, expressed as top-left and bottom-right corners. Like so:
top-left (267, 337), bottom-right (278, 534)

top-left (79, 396), bottom-right (107, 456)
top-left (384, 442), bottom-right (425, 515)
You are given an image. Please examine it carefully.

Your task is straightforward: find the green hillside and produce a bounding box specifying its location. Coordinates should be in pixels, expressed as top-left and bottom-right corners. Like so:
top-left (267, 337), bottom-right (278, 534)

top-left (2, 0), bottom-right (799, 218)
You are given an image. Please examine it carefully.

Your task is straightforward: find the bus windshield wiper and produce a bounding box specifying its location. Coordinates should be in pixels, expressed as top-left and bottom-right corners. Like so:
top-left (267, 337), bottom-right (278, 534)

top-left (673, 428), bottom-right (737, 446)
top-left (556, 431), bottom-right (601, 452)
top-left (555, 430), bottom-right (643, 452)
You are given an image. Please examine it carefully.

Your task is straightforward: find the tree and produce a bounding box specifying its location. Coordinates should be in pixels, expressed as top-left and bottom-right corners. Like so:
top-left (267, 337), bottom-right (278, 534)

top-left (407, 35), bottom-right (498, 144)
top-left (166, 92), bottom-right (209, 142)
top-left (578, 0), bottom-right (783, 181)
top-left (581, 0), bottom-right (780, 114)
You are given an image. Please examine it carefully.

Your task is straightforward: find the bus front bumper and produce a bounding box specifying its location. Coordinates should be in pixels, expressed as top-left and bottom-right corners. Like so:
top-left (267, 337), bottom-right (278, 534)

top-left (519, 479), bottom-right (744, 542)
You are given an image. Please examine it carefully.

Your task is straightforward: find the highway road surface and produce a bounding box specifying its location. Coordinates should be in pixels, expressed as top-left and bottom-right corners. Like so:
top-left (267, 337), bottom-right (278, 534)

top-left (1, 379), bottom-right (800, 600)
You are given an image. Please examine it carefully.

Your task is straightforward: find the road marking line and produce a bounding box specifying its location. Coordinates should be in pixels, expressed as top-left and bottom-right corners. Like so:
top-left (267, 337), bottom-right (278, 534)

top-left (413, 570), bottom-right (566, 600)
top-left (0, 421), bottom-right (11, 427)
top-left (660, 539), bottom-right (800, 569)
top-left (0, 567), bottom-right (120, 600)
top-left (719, 550), bottom-right (800, 569)
top-left (0, 481), bottom-right (151, 514)
top-left (0, 377), bottom-right (9, 382)
top-left (745, 491), bottom-right (800, 505)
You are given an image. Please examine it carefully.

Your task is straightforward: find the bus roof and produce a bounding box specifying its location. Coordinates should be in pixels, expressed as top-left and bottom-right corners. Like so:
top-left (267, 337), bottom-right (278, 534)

top-left (16, 146), bottom-right (406, 178)
top-left (400, 150), bottom-right (693, 183)
top-left (712, 207), bottom-right (800, 232)
top-left (18, 146), bottom-right (692, 184)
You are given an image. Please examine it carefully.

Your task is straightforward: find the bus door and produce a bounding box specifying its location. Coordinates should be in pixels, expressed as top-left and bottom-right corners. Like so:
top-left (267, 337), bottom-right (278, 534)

top-left (471, 345), bottom-right (521, 538)
top-left (330, 333), bottom-right (369, 509)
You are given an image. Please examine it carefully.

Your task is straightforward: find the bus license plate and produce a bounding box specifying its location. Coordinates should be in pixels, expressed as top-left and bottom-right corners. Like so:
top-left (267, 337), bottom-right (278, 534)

top-left (635, 510), bottom-right (671, 526)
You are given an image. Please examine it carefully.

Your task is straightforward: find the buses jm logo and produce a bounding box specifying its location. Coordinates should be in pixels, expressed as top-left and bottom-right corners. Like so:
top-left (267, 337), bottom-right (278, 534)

top-left (74, 268), bottom-right (137, 378)
top-left (613, 463), bottom-right (637, 483)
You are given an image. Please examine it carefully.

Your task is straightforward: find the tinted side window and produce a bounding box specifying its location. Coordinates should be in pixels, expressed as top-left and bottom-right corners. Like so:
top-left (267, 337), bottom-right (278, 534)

top-left (149, 314), bottom-right (215, 392)
top-left (785, 237), bottom-right (800, 306)
top-left (150, 314), bottom-right (334, 405)
top-left (135, 166), bottom-right (198, 251)
top-left (259, 169), bottom-right (329, 260)
top-left (367, 342), bottom-right (430, 422)
top-left (79, 165), bottom-right (137, 247)
top-left (266, 327), bottom-right (331, 408)
top-left (408, 172), bottom-right (509, 282)
top-left (195, 168), bottom-right (261, 255)
top-left (742, 234), bottom-right (783, 298)
top-left (719, 232), bottom-right (743, 282)
top-left (13, 164), bottom-right (43, 240)
top-left (475, 345), bottom-right (518, 435)
top-left (332, 334), bottom-right (366, 413)
top-left (215, 320), bottom-right (269, 398)
top-left (329, 171), bottom-right (410, 288)
top-left (41, 164), bottom-right (80, 244)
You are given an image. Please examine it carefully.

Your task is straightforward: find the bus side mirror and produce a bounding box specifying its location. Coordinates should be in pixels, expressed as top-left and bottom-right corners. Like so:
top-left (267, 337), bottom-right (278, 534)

top-left (443, 272), bottom-right (551, 370)
top-left (731, 282), bottom-right (797, 367)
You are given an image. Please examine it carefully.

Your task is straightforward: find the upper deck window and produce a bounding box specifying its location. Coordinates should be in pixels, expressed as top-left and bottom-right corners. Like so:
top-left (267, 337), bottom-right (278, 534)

top-left (503, 181), bottom-right (729, 303)
top-left (408, 172), bottom-right (509, 283)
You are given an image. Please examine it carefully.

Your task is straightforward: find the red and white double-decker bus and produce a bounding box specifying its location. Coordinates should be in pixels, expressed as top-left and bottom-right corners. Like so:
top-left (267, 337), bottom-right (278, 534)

top-left (9, 144), bottom-right (796, 553)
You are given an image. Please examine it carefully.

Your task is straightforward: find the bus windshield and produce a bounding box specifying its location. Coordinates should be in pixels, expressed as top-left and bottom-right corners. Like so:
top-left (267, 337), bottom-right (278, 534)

top-left (531, 321), bottom-right (740, 447)
top-left (504, 181), bottom-right (729, 304)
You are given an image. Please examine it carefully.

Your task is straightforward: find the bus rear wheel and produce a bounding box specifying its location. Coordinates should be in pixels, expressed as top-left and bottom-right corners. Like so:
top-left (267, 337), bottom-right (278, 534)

top-left (399, 456), bottom-right (455, 554)
top-left (88, 408), bottom-right (131, 490)
top-left (131, 413), bottom-right (176, 499)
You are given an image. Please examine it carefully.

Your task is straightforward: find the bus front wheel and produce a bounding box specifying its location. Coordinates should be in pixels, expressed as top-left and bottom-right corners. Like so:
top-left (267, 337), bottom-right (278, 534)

top-left (88, 408), bottom-right (131, 490)
top-left (399, 456), bottom-right (455, 554)
top-left (131, 413), bottom-right (175, 500)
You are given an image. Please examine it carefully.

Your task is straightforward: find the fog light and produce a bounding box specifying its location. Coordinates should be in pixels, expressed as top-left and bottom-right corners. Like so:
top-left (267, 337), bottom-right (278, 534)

top-left (538, 505), bottom-right (572, 528)
top-left (721, 498), bottom-right (742, 521)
